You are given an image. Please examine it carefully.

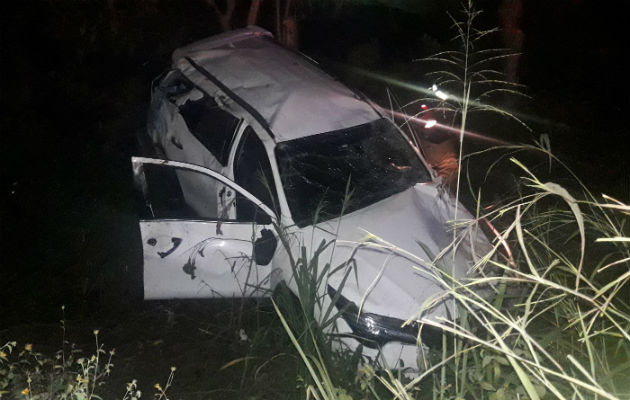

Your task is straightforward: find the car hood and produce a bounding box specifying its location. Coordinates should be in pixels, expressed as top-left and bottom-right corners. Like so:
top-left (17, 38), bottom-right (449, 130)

top-left (300, 183), bottom-right (491, 321)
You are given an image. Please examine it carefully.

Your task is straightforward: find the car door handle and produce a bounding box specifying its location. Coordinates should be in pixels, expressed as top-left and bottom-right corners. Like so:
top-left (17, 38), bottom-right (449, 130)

top-left (157, 237), bottom-right (183, 258)
top-left (170, 136), bottom-right (183, 150)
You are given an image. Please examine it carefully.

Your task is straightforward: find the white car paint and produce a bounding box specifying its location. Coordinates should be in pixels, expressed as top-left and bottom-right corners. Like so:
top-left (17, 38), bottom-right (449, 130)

top-left (171, 26), bottom-right (378, 142)
top-left (136, 26), bottom-right (492, 371)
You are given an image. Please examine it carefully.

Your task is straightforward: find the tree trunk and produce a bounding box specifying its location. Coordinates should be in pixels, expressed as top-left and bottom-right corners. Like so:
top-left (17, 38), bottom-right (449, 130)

top-left (274, 0), bottom-right (281, 38)
top-left (247, 0), bottom-right (262, 26)
top-left (275, 0), bottom-right (298, 49)
top-left (281, 16), bottom-right (298, 49)
top-left (499, 0), bottom-right (524, 83)
top-left (206, 0), bottom-right (236, 31)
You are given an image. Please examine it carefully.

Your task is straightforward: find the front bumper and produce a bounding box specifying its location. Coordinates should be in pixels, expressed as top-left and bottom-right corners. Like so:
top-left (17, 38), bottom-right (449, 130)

top-left (328, 285), bottom-right (441, 372)
top-left (327, 285), bottom-right (442, 349)
top-left (334, 317), bottom-right (432, 372)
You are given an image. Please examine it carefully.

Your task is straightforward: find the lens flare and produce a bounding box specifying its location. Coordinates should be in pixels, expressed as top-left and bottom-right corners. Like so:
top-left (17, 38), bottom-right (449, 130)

top-left (340, 64), bottom-right (551, 132)
top-left (382, 107), bottom-right (508, 145)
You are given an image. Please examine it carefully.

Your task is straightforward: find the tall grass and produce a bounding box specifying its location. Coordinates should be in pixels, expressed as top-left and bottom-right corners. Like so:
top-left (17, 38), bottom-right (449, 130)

top-left (275, 151), bottom-right (629, 399)
top-left (272, 1), bottom-right (629, 399)
top-left (373, 153), bottom-right (629, 399)
top-left (270, 215), bottom-right (370, 399)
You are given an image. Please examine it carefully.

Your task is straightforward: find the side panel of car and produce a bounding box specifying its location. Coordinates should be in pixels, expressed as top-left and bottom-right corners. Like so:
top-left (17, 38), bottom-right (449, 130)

top-left (140, 220), bottom-right (272, 299)
top-left (132, 157), bottom-right (277, 299)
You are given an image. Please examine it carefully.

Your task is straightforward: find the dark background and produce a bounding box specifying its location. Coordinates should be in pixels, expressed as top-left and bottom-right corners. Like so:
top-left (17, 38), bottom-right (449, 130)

top-left (1, 0), bottom-right (628, 324)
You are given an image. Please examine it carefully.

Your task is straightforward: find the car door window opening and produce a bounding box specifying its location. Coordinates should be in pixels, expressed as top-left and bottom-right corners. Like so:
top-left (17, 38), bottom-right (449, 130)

top-left (178, 93), bottom-right (240, 166)
top-left (138, 162), bottom-right (270, 224)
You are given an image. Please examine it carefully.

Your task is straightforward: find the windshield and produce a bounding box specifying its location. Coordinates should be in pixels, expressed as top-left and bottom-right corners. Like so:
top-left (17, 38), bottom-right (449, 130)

top-left (275, 118), bottom-right (432, 227)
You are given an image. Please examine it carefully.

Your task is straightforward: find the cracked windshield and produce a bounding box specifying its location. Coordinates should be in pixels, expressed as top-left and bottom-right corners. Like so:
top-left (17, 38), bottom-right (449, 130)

top-left (276, 118), bottom-right (431, 226)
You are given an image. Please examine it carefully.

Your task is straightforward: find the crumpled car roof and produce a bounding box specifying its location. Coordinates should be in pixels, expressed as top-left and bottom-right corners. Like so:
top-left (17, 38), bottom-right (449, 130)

top-left (171, 26), bottom-right (380, 143)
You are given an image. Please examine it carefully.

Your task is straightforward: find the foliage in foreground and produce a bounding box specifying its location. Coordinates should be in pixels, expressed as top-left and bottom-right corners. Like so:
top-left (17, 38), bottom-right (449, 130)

top-left (415, 156), bottom-right (629, 400)
top-left (0, 314), bottom-right (175, 400)
top-left (274, 149), bottom-right (629, 400)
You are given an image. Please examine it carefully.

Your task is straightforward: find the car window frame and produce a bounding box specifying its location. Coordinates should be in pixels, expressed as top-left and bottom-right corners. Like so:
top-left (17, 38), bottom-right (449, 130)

top-left (132, 156), bottom-right (277, 223)
top-left (234, 127), bottom-right (279, 206)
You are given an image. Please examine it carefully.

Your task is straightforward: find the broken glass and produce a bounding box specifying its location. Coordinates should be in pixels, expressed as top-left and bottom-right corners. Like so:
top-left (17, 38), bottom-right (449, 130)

top-left (276, 118), bottom-right (431, 227)
top-left (178, 93), bottom-right (240, 166)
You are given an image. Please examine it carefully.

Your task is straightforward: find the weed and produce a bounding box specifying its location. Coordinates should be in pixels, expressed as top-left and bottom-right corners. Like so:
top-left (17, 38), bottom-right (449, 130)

top-left (0, 307), bottom-right (176, 400)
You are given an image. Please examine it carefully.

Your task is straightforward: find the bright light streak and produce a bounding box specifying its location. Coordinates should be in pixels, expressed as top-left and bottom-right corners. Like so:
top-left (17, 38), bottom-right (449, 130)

top-left (430, 84), bottom-right (449, 100)
top-left (382, 107), bottom-right (509, 145)
top-left (424, 119), bottom-right (437, 128)
top-left (435, 90), bottom-right (449, 100)
top-left (342, 65), bottom-right (544, 132)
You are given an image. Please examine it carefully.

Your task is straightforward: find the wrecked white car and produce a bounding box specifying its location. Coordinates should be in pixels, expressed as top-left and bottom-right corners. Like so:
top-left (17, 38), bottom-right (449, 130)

top-left (134, 26), bottom-right (490, 370)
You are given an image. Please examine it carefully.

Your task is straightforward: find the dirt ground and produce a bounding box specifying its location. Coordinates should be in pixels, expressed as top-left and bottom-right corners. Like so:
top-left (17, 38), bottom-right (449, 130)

top-left (1, 299), bottom-right (305, 399)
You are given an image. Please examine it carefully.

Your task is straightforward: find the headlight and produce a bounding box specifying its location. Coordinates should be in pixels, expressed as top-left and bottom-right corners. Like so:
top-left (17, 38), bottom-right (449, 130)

top-left (328, 285), bottom-right (442, 349)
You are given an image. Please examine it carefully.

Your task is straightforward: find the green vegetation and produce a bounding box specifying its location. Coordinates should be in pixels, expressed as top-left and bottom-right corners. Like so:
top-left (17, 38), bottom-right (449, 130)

top-left (0, 309), bottom-right (174, 400)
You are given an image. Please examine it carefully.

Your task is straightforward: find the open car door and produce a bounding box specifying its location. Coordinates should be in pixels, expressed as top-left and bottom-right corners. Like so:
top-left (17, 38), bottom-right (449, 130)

top-left (131, 157), bottom-right (278, 299)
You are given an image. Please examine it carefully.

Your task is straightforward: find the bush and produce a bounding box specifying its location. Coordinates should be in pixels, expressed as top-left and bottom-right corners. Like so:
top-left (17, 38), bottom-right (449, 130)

top-left (0, 310), bottom-right (176, 400)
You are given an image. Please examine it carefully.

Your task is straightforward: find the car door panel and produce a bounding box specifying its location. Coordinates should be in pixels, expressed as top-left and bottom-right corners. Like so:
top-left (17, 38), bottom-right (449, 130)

top-left (132, 157), bottom-right (276, 300)
top-left (141, 220), bottom-right (271, 299)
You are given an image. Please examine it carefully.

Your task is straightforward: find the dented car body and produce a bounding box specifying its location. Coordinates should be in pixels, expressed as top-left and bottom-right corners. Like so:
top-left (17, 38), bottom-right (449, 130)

top-left (134, 26), bottom-right (490, 370)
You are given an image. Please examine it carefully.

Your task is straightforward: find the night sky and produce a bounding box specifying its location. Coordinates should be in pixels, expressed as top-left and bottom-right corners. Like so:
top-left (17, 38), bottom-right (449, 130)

top-left (1, 0), bottom-right (628, 321)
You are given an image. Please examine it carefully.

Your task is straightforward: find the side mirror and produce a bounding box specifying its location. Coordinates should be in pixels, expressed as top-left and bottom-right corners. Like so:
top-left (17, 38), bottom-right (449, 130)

top-left (253, 228), bottom-right (277, 266)
top-left (254, 211), bottom-right (272, 225)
